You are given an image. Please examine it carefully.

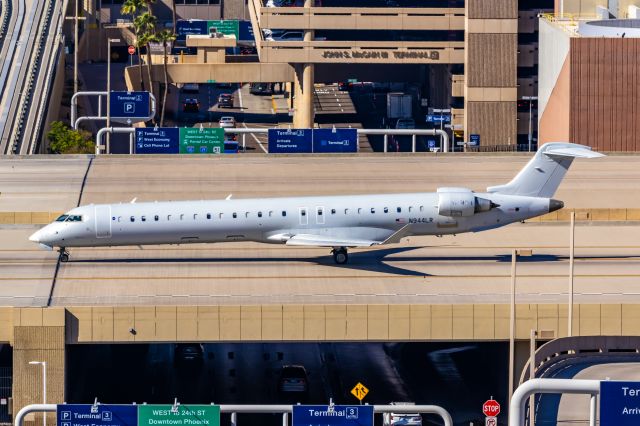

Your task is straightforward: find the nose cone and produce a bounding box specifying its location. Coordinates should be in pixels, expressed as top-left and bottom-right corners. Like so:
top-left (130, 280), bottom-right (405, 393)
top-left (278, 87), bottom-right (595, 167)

top-left (549, 199), bottom-right (565, 213)
top-left (29, 230), bottom-right (42, 243)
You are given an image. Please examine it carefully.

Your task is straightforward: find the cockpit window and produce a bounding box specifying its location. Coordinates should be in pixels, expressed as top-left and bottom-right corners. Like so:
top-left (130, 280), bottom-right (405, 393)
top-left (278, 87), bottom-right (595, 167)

top-left (56, 214), bottom-right (83, 222)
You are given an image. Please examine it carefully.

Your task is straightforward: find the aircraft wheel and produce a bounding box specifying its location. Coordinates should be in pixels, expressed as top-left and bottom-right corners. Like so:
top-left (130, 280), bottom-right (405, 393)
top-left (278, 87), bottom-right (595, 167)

top-left (333, 248), bottom-right (348, 264)
top-left (59, 250), bottom-right (69, 263)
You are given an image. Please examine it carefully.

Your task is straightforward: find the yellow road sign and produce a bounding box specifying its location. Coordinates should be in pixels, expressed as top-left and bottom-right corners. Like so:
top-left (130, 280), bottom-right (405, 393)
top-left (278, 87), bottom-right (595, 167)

top-left (350, 382), bottom-right (369, 401)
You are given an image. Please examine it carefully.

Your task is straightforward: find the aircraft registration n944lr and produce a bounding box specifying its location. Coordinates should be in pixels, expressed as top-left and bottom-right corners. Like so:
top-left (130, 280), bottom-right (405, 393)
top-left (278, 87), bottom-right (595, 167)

top-left (29, 143), bottom-right (604, 264)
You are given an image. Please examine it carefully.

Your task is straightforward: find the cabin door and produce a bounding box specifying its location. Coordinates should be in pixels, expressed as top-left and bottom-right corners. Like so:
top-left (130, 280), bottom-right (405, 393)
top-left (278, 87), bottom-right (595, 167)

top-left (95, 205), bottom-right (112, 238)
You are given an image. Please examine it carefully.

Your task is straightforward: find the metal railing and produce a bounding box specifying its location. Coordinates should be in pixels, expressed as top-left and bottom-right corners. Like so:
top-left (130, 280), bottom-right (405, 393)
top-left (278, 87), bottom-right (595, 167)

top-left (15, 404), bottom-right (452, 426)
top-left (95, 127), bottom-right (450, 155)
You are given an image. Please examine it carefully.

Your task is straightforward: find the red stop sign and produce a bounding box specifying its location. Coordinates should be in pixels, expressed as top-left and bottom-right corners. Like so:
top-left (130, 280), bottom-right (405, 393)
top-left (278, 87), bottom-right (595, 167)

top-left (128, 45), bottom-right (135, 55)
top-left (483, 399), bottom-right (500, 417)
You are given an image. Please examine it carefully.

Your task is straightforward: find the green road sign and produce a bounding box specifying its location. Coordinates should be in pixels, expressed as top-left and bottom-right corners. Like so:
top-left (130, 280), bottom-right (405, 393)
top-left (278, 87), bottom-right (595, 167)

top-left (179, 127), bottom-right (225, 154)
top-left (138, 405), bottom-right (220, 426)
top-left (208, 20), bottom-right (239, 39)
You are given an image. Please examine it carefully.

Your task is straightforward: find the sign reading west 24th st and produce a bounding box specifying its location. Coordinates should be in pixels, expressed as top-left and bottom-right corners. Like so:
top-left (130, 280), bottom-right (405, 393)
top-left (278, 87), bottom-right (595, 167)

top-left (601, 381), bottom-right (640, 425)
top-left (138, 405), bottom-right (220, 426)
top-left (57, 405), bottom-right (137, 426)
top-left (293, 405), bottom-right (373, 426)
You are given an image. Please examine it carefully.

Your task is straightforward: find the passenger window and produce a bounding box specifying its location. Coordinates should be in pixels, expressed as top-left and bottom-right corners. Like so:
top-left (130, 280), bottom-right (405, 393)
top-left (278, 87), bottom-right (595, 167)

top-left (180, 214), bottom-right (184, 220)
top-left (371, 208), bottom-right (375, 214)
top-left (301, 210), bottom-right (306, 216)
top-left (206, 213), bottom-right (211, 220)
top-left (245, 212), bottom-right (250, 218)
top-left (117, 216), bottom-right (122, 222)
top-left (344, 209), bottom-right (349, 214)
top-left (358, 208), bottom-right (362, 214)
top-left (420, 206), bottom-right (424, 212)
top-left (317, 208), bottom-right (323, 216)
top-left (130, 216), bottom-right (135, 222)
top-left (219, 213), bottom-right (224, 219)
top-left (409, 206), bottom-right (413, 212)
top-left (167, 215), bottom-right (172, 221)
top-left (233, 213), bottom-right (237, 219)
top-left (193, 214), bottom-right (198, 220)
top-left (282, 211), bottom-right (287, 217)
top-left (141, 216), bottom-right (146, 222)
top-left (258, 212), bottom-right (263, 218)
top-left (154, 215), bottom-right (159, 221)
top-left (384, 207), bottom-right (389, 213)
top-left (397, 207), bottom-right (402, 213)
top-left (269, 211), bottom-right (273, 217)
top-left (331, 209), bottom-right (336, 214)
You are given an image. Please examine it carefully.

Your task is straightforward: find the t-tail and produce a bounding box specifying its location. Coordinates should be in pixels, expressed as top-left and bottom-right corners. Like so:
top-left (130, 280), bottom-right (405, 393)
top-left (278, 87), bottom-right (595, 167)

top-left (487, 143), bottom-right (605, 201)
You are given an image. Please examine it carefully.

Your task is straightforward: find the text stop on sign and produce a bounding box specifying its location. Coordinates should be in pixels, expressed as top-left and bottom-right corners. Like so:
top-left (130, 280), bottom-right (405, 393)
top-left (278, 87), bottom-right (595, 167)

top-left (483, 399), bottom-right (500, 417)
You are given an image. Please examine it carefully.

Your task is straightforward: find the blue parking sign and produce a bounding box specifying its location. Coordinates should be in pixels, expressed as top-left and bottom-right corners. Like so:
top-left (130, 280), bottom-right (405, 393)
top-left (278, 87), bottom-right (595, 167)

top-left (293, 405), bottom-right (373, 426)
top-left (109, 91), bottom-right (151, 123)
top-left (57, 405), bottom-right (137, 426)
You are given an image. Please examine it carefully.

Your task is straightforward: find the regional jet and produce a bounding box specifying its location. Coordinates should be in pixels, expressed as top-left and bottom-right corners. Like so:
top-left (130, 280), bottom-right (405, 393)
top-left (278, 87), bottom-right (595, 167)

top-left (29, 143), bottom-right (603, 264)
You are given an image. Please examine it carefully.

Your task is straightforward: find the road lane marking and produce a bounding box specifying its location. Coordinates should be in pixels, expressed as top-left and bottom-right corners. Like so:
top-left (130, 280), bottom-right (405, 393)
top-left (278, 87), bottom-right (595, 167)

top-left (242, 122), bottom-right (268, 153)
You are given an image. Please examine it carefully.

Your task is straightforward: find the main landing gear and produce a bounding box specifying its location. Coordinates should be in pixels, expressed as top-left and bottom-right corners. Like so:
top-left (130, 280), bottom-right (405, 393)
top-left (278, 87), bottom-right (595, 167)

top-left (58, 247), bottom-right (69, 263)
top-left (332, 247), bottom-right (348, 264)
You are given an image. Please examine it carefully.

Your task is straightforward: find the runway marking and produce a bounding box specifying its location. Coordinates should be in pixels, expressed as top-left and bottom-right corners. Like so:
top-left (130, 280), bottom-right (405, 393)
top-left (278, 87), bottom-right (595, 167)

top-left (4, 274), bottom-right (640, 281)
top-left (242, 122), bottom-right (268, 153)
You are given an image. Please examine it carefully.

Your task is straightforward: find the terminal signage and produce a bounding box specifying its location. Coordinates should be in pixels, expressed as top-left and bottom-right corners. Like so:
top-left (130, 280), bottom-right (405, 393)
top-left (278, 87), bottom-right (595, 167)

top-left (208, 20), bottom-right (239, 39)
top-left (109, 91), bottom-right (151, 123)
top-left (57, 405), bottom-right (137, 426)
top-left (293, 405), bottom-right (373, 426)
top-left (426, 114), bottom-right (451, 123)
top-left (135, 128), bottom-right (179, 154)
top-left (312, 128), bottom-right (358, 153)
top-left (600, 381), bottom-right (640, 425)
top-left (238, 21), bottom-right (255, 43)
top-left (268, 128), bottom-right (313, 153)
top-left (176, 20), bottom-right (208, 40)
top-left (138, 405), bottom-right (220, 426)
top-left (469, 134), bottom-right (480, 146)
top-left (179, 127), bottom-right (224, 154)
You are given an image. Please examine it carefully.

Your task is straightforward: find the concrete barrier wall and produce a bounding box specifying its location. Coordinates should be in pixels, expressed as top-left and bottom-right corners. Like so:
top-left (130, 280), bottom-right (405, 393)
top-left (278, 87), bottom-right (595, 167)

top-left (2, 210), bottom-right (640, 225)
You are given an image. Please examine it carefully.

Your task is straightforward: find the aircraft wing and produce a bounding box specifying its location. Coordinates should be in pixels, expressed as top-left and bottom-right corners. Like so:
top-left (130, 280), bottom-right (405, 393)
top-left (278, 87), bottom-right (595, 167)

top-left (270, 225), bottom-right (412, 248)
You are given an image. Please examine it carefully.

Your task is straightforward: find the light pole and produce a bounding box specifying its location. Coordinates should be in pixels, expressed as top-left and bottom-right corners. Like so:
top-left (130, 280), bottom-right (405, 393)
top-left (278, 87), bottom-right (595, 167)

top-left (508, 249), bottom-right (517, 414)
top-left (433, 108), bottom-right (451, 151)
top-left (522, 96), bottom-right (538, 152)
top-left (28, 361), bottom-right (46, 426)
top-left (106, 38), bottom-right (121, 153)
top-left (568, 210), bottom-right (575, 337)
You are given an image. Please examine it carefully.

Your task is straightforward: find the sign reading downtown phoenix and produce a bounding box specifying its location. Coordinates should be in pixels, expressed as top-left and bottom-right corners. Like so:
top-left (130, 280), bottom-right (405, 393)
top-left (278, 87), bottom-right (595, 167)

top-left (138, 405), bottom-right (220, 426)
top-left (179, 127), bottom-right (225, 154)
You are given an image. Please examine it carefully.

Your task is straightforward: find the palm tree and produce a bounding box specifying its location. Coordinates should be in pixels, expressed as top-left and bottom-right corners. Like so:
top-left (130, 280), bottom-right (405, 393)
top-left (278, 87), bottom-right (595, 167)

top-left (156, 29), bottom-right (176, 126)
top-left (122, 0), bottom-right (146, 90)
top-left (135, 12), bottom-right (157, 117)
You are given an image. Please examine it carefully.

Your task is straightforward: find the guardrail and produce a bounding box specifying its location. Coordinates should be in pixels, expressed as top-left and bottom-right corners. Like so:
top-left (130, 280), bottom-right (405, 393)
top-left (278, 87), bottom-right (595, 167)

top-left (15, 404), bottom-right (453, 426)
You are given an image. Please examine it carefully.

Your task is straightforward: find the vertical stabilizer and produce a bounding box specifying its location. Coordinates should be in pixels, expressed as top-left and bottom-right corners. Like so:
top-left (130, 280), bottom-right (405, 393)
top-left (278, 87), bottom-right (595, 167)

top-left (487, 142), bottom-right (604, 198)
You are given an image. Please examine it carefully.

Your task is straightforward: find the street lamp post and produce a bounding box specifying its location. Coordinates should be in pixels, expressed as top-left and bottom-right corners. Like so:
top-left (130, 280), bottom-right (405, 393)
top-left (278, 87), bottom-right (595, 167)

top-left (433, 108), bottom-right (451, 151)
top-left (106, 38), bottom-right (121, 153)
top-left (522, 96), bottom-right (538, 152)
top-left (28, 361), bottom-right (47, 426)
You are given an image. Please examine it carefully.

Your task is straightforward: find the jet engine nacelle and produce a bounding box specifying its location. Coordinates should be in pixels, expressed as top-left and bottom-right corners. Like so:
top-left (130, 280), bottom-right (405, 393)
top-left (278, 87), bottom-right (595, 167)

top-left (437, 187), bottom-right (494, 217)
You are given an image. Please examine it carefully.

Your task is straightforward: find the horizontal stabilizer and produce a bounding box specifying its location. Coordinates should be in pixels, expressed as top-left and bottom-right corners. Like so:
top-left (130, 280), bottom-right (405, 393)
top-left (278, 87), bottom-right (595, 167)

top-left (544, 146), bottom-right (605, 159)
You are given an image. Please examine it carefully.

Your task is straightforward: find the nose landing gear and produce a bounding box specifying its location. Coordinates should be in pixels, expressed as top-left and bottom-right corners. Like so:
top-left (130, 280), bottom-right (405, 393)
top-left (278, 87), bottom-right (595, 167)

top-left (331, 247), bottom-right (348, 264)
top-left (58, 248), bottom-right (69, 263)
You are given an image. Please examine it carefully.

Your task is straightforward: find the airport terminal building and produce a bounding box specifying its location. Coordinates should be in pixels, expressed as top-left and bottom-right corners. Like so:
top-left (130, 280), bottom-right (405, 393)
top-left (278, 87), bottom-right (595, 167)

top-left (77, 0), bottom-right (551, 149)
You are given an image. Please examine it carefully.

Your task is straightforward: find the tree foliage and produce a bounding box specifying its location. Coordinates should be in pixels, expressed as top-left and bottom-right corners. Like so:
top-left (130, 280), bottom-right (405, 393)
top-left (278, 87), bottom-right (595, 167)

top-left (47, 121), bottom-right (94, 154)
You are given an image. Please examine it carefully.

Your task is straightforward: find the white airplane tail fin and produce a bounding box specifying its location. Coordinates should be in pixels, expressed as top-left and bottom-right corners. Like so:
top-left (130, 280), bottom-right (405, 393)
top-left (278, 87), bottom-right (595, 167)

top-left (487, 142), bottom-right (605, 198)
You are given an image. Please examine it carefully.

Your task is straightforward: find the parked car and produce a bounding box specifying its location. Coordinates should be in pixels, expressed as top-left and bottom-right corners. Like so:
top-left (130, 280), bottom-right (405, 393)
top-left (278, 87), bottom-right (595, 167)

top-left (182, 98), bottom-right (200, 113)
top-left (218, 93), bottom-right (234, 108)
top-left (278, 365), bottom-right (308, 394)
top-left (218, 116), bottom-right (236, 128)
top-left (395, 118), bottom-right (416, 129)
top-left (174, 343), bottom-right (204, 364)
top-left (382, 403), bottom-right (422, 426)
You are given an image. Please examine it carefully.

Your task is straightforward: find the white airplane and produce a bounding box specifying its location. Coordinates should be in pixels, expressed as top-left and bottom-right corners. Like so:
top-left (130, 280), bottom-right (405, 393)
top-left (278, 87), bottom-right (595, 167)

top-left (29, 143), bottom-right (603, 264)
